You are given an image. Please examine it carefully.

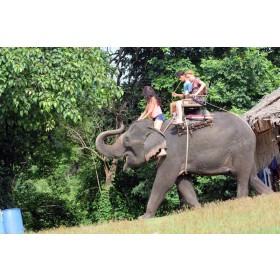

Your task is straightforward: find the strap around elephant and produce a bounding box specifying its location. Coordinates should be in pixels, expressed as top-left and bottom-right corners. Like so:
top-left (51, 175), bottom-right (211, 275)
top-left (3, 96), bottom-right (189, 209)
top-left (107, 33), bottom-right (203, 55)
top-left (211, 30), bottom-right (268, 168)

top-left (162, 114), bottom-right (176, 134)
top-left (185, 123), bottom-right (189, 174)
top-left (147, 126), bottom-right (166, 139)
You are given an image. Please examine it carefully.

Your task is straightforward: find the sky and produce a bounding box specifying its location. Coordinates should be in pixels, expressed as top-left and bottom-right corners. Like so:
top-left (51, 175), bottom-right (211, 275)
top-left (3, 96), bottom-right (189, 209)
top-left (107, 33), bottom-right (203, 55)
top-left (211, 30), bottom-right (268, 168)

top-left (1, 0), bottom-right (280, 47)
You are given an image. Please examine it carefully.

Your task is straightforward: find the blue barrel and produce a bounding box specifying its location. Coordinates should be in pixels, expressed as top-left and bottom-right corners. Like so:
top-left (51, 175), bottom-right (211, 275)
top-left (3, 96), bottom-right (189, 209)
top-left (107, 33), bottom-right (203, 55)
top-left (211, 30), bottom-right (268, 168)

top-left (0, 210), bottom-right (5, 234)
top-left (3, 208), bottom-right (24, 234)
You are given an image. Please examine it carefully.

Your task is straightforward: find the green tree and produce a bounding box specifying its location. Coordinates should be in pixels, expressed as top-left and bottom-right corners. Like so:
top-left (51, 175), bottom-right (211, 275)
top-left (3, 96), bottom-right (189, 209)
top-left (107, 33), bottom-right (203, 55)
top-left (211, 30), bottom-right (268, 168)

top-left (0, 47), bottom-right (123, 207)
top-left (200, 47), bottom-right (280, 113)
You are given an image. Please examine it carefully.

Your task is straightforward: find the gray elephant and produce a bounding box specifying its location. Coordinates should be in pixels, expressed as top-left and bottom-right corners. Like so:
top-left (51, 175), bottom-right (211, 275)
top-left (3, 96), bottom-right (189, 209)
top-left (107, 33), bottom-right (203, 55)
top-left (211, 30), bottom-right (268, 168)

top-left (95, 112), bottom-right (273, 219)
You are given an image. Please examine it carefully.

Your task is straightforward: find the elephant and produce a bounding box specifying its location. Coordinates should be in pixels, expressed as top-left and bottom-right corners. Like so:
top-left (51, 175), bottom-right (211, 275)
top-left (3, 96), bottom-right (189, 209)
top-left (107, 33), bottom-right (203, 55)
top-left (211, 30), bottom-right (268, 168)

top-left (95, 111), bottom-right (273, 219)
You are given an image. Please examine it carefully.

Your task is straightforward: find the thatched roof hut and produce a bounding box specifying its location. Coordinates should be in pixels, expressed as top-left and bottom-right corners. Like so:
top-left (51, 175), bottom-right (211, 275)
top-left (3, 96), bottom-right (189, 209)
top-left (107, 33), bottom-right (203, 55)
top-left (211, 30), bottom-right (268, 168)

top-left (243, 87), bottom-right (280, 131)
top-left (243, 87), bottom-right (280, 170)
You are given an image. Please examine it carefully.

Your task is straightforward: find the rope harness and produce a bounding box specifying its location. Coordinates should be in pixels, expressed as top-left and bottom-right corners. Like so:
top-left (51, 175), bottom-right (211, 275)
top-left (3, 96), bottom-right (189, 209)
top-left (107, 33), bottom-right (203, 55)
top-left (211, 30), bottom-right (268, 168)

top-left (172, 82), bottom-right (182, 100)
top-left (185, 122), bottom-right (189, 174)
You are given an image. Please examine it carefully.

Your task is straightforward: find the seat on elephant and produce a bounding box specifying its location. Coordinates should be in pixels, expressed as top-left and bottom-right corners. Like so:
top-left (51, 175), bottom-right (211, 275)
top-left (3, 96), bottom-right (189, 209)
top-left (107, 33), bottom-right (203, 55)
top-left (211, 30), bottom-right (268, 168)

top-left (182, 98), bottom-right (204, 108)
top-left (182, 97), bottom-right (212, 121)
top-left (176, 118), bottom-right (213, 136)
top-left (175, 97), bottom-right (213, 135)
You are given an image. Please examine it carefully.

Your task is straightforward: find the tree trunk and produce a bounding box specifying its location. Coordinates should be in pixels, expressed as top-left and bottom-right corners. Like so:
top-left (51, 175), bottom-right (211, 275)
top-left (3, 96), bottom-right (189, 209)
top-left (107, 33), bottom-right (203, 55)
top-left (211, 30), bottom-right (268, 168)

top-left (104, 158), bottom-right (119, 189)
top-left (0, 163), bottom-right (15, 208)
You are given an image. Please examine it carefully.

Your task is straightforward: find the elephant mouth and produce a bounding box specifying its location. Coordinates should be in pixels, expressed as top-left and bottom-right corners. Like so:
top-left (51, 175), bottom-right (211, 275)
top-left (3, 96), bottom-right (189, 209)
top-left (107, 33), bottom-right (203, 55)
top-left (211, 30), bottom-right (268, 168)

top-left (123, 156), bottom-right (134, 171)
top-left (123, 151), bottom-right (143, 170)
top-left (123, 156), bottom-right (130, 171)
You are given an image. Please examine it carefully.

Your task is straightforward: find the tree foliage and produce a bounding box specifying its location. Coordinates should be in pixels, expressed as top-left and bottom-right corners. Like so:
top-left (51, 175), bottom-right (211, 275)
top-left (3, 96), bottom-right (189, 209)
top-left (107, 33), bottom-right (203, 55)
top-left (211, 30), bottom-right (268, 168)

top-left (0, 47), bottom-right (122, 131)
top-left (0, 47), bottom-right (122, 207)
top-left (201, 48), bottom-right (280, 112)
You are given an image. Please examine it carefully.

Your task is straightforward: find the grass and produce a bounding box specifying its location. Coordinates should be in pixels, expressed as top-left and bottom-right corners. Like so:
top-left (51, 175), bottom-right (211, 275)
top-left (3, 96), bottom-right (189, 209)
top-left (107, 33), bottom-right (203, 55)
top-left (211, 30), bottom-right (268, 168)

top-left (37, 192), bottom-right (280, 234)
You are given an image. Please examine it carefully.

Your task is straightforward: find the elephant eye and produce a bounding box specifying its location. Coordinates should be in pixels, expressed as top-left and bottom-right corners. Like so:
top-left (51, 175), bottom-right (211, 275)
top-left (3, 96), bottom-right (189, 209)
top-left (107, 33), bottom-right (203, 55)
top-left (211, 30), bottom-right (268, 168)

top-left (124, 136), bottom-right (130, 146)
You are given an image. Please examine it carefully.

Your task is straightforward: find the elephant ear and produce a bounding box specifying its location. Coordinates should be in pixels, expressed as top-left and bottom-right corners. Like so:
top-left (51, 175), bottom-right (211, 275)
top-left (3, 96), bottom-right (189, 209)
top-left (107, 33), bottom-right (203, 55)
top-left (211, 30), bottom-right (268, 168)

top-left (144, 127), bottom-right (167, 161)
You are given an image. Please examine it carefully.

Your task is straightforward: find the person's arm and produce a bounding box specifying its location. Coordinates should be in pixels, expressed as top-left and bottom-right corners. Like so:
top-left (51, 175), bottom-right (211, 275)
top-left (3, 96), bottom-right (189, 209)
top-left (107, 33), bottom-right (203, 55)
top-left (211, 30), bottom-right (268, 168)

top-left (138, 98), bottom-right (155, 120)
top-left (173, 81), bottom-right (192, 99)
top-left (138, 107), bottom-right (148, 120)
top-left (183, 82), bottom-right (192, 98)
top-left (193, 79), bottom-right (206, 97)
top-left (172, 92), bottom-right (185, 98)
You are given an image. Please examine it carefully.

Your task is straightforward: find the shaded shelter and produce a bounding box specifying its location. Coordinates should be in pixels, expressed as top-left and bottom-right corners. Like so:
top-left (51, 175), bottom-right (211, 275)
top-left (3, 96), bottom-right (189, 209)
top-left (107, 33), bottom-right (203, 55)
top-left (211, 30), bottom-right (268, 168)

top-left (243, 87), bottom-right (280, 190)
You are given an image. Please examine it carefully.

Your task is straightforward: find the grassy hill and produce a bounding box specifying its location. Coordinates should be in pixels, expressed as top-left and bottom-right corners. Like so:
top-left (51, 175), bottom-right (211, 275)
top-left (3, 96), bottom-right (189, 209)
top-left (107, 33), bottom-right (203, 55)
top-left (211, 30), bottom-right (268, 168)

top-left (38, 192), bottom-right (280, 234)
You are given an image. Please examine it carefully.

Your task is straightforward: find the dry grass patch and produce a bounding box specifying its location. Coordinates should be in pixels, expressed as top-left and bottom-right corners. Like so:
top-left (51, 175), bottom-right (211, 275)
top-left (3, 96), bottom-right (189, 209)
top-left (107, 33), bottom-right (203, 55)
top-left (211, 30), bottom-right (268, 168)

top-left (38, 192), bottom-right (280, 234)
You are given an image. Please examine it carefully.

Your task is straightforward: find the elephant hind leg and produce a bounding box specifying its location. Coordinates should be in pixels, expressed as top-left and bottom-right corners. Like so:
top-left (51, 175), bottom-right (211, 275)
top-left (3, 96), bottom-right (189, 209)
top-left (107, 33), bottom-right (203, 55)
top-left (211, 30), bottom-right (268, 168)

top-left (236, 175), bottom-right (249, 197)
top-left (235, 159), bottom-right (256, 197)
top-left (235, 168), bottom-right (251, 197)
top-left (176, 175), bottom-right (201, 209)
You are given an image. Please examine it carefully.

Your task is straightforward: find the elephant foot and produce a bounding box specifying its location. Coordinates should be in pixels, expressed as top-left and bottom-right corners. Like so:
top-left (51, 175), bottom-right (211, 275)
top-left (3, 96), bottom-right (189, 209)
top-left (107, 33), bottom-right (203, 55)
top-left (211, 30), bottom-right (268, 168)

top-left (260, 188), bottom-right (274, 195)
top-left (138, 212), bottom-right (155, 220)
top-left (190, 203), bottom-right (201, 209)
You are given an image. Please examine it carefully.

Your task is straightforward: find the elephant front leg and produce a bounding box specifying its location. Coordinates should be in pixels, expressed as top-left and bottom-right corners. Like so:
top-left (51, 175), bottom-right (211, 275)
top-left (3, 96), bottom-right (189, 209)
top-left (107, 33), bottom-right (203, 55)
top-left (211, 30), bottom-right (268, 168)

top-left (138, 170), bottom-right (178, 219)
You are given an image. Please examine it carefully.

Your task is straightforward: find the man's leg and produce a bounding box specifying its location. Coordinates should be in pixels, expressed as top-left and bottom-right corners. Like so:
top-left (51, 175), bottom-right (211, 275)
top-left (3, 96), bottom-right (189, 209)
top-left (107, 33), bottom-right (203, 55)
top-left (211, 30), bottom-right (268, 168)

top-left (170, 102), bottom-right (176, 115)
top-left (174, 100), bottom-right (183, 124)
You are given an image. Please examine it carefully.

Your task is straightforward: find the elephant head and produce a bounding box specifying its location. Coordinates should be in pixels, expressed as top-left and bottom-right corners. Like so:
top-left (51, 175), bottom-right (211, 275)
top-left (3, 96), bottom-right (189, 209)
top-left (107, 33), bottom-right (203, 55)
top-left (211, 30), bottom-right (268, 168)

top-left (95, 120), bottom-right (167, 170)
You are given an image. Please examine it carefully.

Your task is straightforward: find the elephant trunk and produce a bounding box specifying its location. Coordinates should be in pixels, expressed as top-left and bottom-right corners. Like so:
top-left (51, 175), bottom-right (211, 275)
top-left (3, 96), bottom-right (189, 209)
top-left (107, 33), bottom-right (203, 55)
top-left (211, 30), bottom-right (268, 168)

top-left (95, 123), bottom-right (126, 158)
